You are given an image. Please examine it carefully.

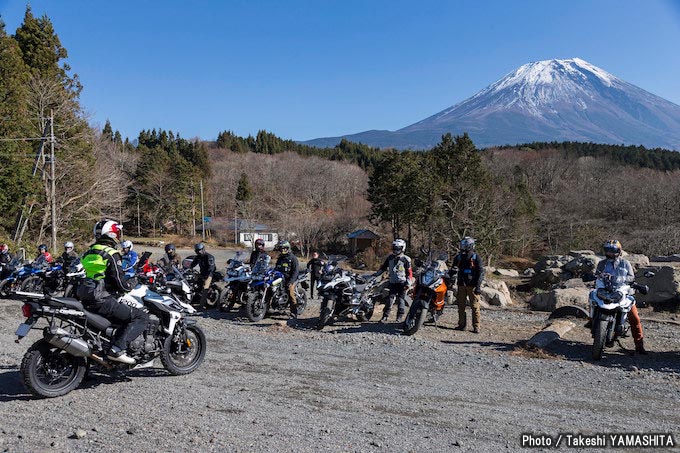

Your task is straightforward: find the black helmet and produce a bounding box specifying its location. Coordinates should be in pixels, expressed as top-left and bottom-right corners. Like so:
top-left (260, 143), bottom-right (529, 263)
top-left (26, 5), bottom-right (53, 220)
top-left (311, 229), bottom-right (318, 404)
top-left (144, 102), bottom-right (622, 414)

top-left (38, 244), bottom-right (48, 252)
top-left (194, 242), bottom-right (206, 253)
top-left (254, 238), bottom-right (265, 250)
top-left (164, 243), bottom-right (176, 255)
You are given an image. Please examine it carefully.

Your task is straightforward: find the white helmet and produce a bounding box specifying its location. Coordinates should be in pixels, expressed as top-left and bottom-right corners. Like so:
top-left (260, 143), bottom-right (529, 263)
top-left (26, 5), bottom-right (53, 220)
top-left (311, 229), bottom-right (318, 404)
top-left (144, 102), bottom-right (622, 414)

top-left (121, 240), bottom-right (133, 251)
top-left (93, 219), bottom-right (123, 242)
top-left (460, 237), bottom-right (475, 252)
top-left (64, 241), bottom-right (74, 250)
top-left (392, 239), bottom-right (406, 254)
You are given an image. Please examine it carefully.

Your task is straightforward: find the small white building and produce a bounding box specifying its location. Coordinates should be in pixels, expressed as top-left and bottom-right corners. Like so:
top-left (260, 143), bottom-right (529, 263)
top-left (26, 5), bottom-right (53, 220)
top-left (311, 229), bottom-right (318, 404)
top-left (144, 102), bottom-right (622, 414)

top-left (230, 220), bottom-right (279, 250)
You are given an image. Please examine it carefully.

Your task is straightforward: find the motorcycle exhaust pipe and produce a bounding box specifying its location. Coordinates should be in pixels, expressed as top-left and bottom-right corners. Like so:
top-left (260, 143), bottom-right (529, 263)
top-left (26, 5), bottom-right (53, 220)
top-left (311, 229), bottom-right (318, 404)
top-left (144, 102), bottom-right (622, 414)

top-left (43, 326), bottom-right (92, 357)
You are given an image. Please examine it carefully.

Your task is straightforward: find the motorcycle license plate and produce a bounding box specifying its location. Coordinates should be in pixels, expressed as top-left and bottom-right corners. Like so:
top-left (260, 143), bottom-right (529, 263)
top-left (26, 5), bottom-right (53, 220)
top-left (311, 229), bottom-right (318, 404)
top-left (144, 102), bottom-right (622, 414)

top-left (15, 321), bottom-right (35, 338)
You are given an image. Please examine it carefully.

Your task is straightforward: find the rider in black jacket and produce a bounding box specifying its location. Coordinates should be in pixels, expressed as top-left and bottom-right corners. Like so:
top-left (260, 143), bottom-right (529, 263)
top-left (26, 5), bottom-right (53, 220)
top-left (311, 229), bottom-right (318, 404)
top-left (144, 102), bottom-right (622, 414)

top-left (275, 240), bottom-right (299, 317)
top-left (191, 243), bottom-right (216, 309)
top-left (306, 251), bottom-right (325, 299)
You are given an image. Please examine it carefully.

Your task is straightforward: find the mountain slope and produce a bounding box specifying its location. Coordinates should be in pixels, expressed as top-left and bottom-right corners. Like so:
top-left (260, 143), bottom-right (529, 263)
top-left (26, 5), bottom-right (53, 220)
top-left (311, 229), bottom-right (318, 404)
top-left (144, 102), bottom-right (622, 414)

top-left (304, 58), bottom-right (680, 150)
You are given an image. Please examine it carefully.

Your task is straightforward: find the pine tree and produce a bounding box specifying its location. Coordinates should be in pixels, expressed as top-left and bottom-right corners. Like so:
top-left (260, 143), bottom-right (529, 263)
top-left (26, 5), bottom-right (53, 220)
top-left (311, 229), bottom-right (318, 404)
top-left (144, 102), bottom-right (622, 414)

top-left (235, 172), bottom-right (253, 202)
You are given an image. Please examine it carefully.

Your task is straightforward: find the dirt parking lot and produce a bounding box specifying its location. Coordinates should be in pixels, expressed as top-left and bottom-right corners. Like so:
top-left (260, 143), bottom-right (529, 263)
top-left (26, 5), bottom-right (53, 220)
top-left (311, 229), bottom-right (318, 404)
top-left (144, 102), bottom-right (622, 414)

top-left (0, 295), bottom-right (678, 452)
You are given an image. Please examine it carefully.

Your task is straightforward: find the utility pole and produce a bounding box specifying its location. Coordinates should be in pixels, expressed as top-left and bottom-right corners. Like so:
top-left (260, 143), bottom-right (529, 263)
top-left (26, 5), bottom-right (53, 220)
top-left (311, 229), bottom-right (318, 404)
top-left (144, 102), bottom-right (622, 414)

top-left (200, 179), bottom-right (206, 241)
top-left (234, 209), bottom-right (238, 245)
top-left (136, 191), bottom-right (141, 237)
top-left (49, 110), bottom-right (57, 253)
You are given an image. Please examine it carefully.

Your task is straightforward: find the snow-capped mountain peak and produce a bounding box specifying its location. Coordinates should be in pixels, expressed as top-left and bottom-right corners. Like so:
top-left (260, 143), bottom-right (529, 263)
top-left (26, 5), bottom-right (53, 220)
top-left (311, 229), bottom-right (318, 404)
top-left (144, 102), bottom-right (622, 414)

top-left (304, 58), bottom-right (680, 151)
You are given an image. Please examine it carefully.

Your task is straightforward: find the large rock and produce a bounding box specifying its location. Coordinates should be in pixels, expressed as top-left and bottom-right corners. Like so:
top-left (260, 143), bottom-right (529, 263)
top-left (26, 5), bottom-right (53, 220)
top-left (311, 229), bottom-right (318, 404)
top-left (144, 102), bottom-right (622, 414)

top-left (482, 279), bottom-right (513, 306)
top-left (625, 253), bottom-right (650, 270)
top-left (529, 288), bottom-right (589, 312)
top-left (562, 254), bottom-right (601, 276)
top-left (533, 255), bottom-right (571, 273)
top-left (568, 250), bottom-right (596, 258)
top-left (530, 268), bottom-right (564, 289)
top-left (493, 268), bottom-right (520, 278)
top-left (650, 254), bottom-right (680, 263)
top-left (635, 266), bottom-right (680, 305)
top-left (448, 287), bottom-right (491, 309)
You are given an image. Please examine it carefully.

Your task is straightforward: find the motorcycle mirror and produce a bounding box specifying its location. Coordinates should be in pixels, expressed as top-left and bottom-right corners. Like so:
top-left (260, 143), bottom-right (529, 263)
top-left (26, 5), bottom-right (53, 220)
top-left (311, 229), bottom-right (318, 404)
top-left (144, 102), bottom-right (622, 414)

top-left (227, 259), bottom-right (233, 264)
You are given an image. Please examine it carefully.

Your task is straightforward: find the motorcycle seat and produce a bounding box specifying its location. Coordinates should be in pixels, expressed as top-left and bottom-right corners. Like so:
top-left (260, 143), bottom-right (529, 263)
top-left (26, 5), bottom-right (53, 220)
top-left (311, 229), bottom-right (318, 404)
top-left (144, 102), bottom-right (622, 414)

top-left (48, 296), bottom-right (112, 331)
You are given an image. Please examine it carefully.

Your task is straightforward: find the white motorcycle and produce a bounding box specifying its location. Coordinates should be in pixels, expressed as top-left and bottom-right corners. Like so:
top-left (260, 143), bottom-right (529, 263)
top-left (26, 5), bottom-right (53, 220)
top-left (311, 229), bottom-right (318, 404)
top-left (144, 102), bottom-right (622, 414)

top-left (120, 281), bottom-right (197, 315)
top-left (588, 273), bottom-right (649, 360)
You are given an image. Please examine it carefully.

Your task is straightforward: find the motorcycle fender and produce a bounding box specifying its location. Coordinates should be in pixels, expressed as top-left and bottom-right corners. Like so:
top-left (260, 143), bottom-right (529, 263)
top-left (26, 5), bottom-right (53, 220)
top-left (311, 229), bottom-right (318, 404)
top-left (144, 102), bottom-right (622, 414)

top-left (184, 318), bottom-right (198, 326)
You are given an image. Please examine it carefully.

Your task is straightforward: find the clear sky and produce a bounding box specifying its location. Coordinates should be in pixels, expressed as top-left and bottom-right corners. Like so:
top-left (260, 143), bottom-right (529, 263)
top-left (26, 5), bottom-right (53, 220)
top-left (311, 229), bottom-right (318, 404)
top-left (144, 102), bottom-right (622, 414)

top-left (1, 0), bottom-right (679, 142)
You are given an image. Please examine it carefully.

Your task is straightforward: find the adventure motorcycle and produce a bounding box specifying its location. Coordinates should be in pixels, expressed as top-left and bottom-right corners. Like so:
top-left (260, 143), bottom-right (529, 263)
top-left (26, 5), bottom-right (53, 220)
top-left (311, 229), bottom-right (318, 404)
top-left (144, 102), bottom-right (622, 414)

top-left (316, 261), bottom-right (378, 330)
top-left (14, 288), bottom-right (206, 398)
top-left (402, 254), bottom-right (449, 336)
top-left (245, 268), bottom-right (309, 322)
top-left (589, 273), bottom-right (649, 360)
top-left (219, 252), bottom-right (256, 312)
top-left (0, 261), bottom-right (46, 297)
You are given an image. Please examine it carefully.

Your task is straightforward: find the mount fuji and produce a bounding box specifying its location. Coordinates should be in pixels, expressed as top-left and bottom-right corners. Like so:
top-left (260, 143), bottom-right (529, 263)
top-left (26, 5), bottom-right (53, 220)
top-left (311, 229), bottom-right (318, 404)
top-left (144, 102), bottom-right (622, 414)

top-left (304, 58), bottom-right (680, 150)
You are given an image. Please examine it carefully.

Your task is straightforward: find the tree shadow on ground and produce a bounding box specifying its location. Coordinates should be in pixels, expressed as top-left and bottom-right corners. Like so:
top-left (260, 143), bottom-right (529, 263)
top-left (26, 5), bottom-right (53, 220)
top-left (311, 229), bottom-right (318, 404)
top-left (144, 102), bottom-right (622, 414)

top-left (325, 321), bottom-right (402, 336)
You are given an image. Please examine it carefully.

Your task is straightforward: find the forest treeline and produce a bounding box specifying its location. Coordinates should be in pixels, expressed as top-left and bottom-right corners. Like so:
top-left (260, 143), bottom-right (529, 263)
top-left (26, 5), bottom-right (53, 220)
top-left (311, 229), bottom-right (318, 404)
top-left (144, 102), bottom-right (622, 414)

top-left (2, 7), bottom-right (680, 261)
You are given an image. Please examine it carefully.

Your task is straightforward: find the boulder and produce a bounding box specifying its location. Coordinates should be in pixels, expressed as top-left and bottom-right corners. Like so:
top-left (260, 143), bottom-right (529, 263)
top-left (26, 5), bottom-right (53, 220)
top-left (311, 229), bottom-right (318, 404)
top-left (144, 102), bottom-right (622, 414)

top-left (625, 253), bottom-right (650, 270)
top-left (569, 250), bottom-right (596, 258)
top-left (650, 254), bottom-right (680, 263)
top-left (448, 286), bottom-right (491, 309)
top-left (493, 268), bottom-right (520, 278)
top-left (530, 268), bottom-right (564, 290)
top-left (562, 278), bottom-right (588, 289)
top-left (562, 254), bottom-right (600, 276)
top-left (529, 288), bottom-right (589, 312)
top-left (522, 268), bottom-right (536, 277)
top-left (482, 279), bottom-right (513, 306)
top-left (533, 255), bottom-right (571, 273)
top-left (635, 266), bottom-right (680, 305)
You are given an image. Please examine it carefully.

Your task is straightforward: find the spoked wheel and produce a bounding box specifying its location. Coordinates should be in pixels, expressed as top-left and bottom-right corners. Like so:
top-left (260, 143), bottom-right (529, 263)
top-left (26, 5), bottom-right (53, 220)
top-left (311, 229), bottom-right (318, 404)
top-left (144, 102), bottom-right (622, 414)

top-left (246, 292), bottom-right (267, 322)
top-left (0, 279), bottom-right (14, 297)
top-left (402, 305), bottom-right (428, 336)
top-left (316, 298), bottom-right (334, 330)
top-left (295, 291), bottom-right (307, 317)
top-left (20, 340), bottom-right (87, 398)
top-left (218, 287), bottom-right (234, 312)
top-left (21, 276), bottom-right (44, 293)
top-left (160, 325), bottom-right (207, 375)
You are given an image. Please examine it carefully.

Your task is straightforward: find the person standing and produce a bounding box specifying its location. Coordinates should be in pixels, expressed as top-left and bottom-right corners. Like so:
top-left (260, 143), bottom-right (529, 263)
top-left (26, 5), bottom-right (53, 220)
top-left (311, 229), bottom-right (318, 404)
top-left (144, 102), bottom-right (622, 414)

top-left (452, 237), bottom-right (485, 333)
top-left (373, 239), bottom-right (412, 323)
top-left (190, 243), bottom-right (216, 310)
top-left (306, 251), bottom-right (325, 299)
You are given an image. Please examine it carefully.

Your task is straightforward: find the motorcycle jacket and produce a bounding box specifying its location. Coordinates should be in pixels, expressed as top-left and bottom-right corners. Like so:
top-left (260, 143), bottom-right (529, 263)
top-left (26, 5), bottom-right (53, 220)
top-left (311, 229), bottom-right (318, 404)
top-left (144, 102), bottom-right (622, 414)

top-left (191, 253), bottom-right (216, 278)
top-left (452, 251), bottom-right (485, 288)
top-left (57, 250), bottom-right (79, 269)
top-left (157, 254), bottom-right (182, 273)
top-left (595, 258), bottom-right (634, 288)
top-left (33, 253), bottom-right (53, 268)
top-left (79, 239), bottom-right (132, 298)
top-left (276, 253), bottom-right (299, 283)
top-left (122, 249), bottom-right (139, 278)
top-left (377, 253), bottom-right (412, 284)
top-left (307, 257), bottom-right (325, 279)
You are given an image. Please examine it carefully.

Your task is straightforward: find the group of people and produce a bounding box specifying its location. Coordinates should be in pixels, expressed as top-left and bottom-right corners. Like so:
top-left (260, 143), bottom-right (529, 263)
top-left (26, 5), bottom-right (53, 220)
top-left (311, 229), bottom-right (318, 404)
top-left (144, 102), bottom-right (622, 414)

top-left (1, 219), bottom-right (649, 363)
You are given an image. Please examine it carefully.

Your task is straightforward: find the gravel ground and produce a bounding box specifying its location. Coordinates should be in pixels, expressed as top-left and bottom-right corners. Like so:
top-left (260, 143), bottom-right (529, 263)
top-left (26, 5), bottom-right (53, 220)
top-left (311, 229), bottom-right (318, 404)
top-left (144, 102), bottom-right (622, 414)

top-left (0, 295), bottom-right (678, 452)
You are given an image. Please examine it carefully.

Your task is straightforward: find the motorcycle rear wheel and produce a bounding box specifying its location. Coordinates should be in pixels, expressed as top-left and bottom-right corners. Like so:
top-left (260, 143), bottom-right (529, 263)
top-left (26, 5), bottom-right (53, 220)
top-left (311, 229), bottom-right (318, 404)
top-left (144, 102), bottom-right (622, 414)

top-left (0, 279), bottom-right (13, 297)
top-left (402, 305), bottom-right (428, 336)
top-left (21, 340), bottom-right (87, 398)
top-left (246, 292), bottom-right (267, 322)
top-left (161, 325), bottom-right (207, 375)
top-left (592, 318), bottom-right (609, 361)
top-left (21, 276), bottom-right (44, 293)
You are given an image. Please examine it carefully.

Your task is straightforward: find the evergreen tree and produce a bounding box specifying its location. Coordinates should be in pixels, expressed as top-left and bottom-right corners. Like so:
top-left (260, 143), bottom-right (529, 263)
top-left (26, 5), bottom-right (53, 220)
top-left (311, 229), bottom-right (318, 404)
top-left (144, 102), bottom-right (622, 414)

top-left (235, 172), bottom-right (253, 203)
top-left (102, 119), bottom-right (113, 139)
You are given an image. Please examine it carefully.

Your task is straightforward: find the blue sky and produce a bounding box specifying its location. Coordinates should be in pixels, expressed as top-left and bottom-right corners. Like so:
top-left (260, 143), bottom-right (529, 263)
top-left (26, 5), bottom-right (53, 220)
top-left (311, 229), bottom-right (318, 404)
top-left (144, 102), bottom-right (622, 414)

top-left (1, 0), bottom-right (679, 142)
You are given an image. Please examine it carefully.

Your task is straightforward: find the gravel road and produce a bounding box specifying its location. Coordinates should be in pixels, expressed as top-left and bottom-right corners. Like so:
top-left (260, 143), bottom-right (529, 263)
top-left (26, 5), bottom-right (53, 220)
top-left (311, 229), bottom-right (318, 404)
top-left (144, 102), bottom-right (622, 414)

top-left (0, 295), bottom-right (678, 452)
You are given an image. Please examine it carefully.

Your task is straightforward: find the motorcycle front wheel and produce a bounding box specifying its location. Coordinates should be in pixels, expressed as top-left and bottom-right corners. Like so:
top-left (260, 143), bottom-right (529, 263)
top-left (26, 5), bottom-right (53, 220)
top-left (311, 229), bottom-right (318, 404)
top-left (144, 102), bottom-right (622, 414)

top-left (295, 291), bottom-right (308, 316)
top-left (21, 340), bottom-right (87, 398)
top-left (0, 279), bottom-right (13, 297)
top-left (316, 298), bottom-right (335, 330)
top-left (218, 287), bottom-right (234, 312)
top-left (21, 276), bottom-right (44, 293)
top-left (246, 292), bottom-right (267, 322)
top-left (161, 325), bottom-right (207, 375)
top-left (591, 318), bottom-right (609, 361)
top-left (402, 304), bottom-right (428, 336)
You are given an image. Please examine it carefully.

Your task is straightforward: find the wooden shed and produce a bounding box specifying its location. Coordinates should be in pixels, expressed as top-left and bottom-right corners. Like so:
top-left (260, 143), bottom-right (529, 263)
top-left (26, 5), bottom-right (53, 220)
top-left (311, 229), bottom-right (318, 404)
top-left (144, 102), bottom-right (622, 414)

top-left (347, 229), bottom-right (380, 254)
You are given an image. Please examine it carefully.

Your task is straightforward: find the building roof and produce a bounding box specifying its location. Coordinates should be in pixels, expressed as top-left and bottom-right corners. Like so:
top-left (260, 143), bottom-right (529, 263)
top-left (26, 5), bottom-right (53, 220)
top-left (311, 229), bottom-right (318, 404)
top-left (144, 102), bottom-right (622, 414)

top-left (197, 217), bottom-right (275, 232)
top-left (347, 229), bottom-right (380, 240)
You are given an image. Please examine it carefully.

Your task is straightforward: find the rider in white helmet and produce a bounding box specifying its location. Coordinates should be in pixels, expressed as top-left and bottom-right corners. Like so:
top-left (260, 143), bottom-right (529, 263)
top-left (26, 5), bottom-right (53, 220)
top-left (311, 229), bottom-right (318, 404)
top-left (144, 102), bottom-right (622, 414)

top-left (374, 238), bottom-right (412, 323)
top-left (121, 240), bottom-right (139, 279)
top-left (57, 241), bottom-right (79, 270)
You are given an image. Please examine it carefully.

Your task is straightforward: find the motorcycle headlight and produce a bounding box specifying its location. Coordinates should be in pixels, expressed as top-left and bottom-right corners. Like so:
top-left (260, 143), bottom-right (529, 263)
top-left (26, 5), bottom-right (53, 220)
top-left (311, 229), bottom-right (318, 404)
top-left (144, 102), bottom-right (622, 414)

top-left (422, 270), bottom-right (435, 286)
